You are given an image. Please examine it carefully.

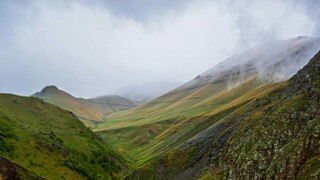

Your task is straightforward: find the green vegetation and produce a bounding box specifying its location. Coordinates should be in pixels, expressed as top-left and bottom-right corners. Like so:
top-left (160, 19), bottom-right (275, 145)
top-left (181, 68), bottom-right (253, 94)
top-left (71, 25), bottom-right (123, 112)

top-left (0, 94), bottom-right (130, 179)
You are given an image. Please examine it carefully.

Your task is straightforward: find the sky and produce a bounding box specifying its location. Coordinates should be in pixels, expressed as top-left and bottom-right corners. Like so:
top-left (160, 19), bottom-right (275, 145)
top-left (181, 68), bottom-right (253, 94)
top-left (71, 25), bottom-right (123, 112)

top-left (0, 0), bottom-right (319, 98)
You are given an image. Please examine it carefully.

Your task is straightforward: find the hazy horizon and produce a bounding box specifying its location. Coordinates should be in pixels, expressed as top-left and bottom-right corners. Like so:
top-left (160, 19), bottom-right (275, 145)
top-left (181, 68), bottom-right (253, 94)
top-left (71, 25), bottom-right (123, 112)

top-left (1, 0), bottom-right (320, 98)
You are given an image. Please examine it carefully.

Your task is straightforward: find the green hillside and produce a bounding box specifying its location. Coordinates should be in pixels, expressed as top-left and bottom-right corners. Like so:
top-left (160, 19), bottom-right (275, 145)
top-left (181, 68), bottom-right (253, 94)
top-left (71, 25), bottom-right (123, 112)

top-left (0, 94), bottom-right (130, 179)
top-left (126, 51), bottom-right (320, 179)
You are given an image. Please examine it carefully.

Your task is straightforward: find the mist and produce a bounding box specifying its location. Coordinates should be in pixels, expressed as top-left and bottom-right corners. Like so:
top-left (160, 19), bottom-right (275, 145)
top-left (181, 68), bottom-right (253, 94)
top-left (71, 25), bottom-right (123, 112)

top-left (223, 37), bottom-right (320, 90)
top-left (0, 0), bottom-right (319, 98)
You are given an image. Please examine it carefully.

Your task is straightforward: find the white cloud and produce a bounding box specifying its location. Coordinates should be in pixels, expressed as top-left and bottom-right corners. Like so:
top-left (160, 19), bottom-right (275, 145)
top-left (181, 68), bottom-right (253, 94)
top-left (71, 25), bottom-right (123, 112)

top-left (0, 0), bottom-right (317, 97)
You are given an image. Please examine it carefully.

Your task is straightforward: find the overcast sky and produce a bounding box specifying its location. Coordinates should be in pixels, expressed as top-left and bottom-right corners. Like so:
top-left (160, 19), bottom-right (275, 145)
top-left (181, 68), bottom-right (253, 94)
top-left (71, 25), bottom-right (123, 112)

top-left (0, 0), bottom-right (319, 98)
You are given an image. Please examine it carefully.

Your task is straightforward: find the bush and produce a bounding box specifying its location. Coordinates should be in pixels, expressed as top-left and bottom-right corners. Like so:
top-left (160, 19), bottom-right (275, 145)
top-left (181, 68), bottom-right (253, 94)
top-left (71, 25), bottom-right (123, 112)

top-left (63, 158), bottom-right (97, 179)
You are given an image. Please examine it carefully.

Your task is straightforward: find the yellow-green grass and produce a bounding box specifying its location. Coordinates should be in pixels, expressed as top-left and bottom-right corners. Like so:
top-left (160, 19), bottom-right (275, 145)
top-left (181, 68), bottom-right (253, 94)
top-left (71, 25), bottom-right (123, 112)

top-left (94, 75), bottom-right (286, 167)
top-left (96, 76), bottom-right (279, 130)
top-left (34, 88), bottom-right (113, 125)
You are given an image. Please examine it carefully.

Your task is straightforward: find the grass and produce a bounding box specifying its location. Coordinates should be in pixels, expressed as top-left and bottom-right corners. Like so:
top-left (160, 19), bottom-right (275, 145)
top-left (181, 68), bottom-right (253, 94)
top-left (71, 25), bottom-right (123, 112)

top-left (0, 93), bottom-right (130, 179)
top-left (94, 75), bottom-right (285, 169)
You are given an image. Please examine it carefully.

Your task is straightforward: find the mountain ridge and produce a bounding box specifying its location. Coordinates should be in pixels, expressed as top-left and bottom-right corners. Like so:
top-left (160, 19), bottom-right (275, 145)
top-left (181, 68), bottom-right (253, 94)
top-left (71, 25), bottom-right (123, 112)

top-left (33, 85), bottom-right (137, 127)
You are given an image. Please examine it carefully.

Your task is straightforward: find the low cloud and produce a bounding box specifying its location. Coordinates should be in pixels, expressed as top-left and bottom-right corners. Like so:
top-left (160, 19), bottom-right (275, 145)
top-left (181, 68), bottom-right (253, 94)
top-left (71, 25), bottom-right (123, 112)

top-left (0, 0), bottom-right (319, 97)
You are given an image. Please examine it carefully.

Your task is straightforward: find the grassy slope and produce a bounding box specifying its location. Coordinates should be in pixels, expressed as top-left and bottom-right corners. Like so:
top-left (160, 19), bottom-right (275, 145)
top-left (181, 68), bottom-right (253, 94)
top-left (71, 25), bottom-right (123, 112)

top-left (95, 74), bottom-right (283, 167)
top-left (127, 51), bottom-right (320, 179)
top-left (33, 86), bottom-right (136, 128)
top-left (0, 94), bottom-right (130, 179)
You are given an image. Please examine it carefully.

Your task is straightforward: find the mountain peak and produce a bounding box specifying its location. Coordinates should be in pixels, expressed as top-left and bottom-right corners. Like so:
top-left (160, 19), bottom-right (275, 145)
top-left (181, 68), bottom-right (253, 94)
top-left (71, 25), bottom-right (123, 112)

top-left (42, 85), bottom-right (59, 92)
top-left (33, 85), bottom-right (62, 98)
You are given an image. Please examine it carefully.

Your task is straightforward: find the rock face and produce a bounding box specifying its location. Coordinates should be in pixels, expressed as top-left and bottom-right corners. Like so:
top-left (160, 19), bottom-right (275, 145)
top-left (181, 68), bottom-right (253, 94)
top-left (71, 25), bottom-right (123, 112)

top-left (125, 49), bottom-right (320, 179)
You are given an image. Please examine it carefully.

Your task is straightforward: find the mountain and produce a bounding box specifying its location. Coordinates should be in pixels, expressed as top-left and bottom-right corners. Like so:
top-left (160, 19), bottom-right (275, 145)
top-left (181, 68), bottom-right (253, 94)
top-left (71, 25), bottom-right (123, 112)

top-left (33, 86), bottom-right (136, 127)
top-left (94, 37), bottom-right (320, 177)
top-left (5, 36), bottom-right (319, 179)
top-left (127, 49), bottom-right (320, 179)
top-left (88, 95), bottom-right (137, 110)
top-left (0, 94), bottom-right (129, 179)
top-left (172, 36), bottom-right (319, 94)
top-left (113, 81), bottom-right (181, 104)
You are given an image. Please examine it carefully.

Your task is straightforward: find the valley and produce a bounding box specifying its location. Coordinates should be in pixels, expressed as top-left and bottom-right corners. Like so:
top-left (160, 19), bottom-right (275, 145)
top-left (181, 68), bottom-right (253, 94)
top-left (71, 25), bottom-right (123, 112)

top-left (1, 37), bottom-right (320, 179)
top-left (2, 1), bottom-right (320, 179)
